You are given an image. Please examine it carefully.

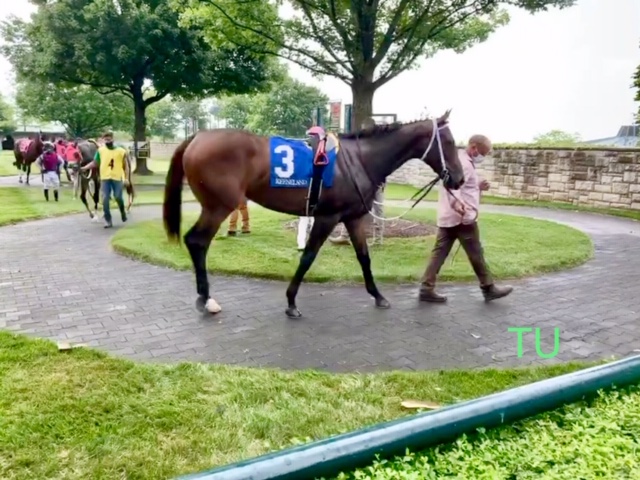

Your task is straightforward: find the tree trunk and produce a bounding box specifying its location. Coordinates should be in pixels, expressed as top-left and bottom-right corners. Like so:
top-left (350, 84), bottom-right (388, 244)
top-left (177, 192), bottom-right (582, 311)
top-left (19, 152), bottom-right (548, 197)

top-left (133, 94), bottom-right (153, 175)
top-left (350, 79), bottom-right (385, 243)
top-left (350, 80), bottom-right (375, 130)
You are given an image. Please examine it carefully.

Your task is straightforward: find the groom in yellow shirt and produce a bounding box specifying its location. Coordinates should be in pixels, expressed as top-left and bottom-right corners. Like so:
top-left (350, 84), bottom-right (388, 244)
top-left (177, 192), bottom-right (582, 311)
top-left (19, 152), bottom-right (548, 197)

top-left (81, 131), bottom-right (131, 228)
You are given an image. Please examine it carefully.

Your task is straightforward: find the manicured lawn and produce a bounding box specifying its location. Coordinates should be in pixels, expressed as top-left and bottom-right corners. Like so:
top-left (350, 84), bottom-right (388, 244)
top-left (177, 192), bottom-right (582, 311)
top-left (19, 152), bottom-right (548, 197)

top-left (0, 150), bottom-right (41, 176)
top-left (0, 186), bottom-right (194, 226)
top-left (111, 205), bottom-right (593, 284)
top-left (0, 331), bottom-right (595, 480)
top-left (338, 384), bottom-right (640, 479)
top-left (383, 183), bottom-right (640, 222)
top-left (1, 151), bottom-right (170, 182)
top-left (132, 157), bottom-right (170, 185)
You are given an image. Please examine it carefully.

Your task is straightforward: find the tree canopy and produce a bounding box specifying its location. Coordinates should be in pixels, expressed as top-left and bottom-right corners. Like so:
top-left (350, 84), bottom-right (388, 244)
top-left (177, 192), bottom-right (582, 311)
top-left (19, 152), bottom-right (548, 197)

top-left (1, 0), bottom-right (275, 172)
top-left (146, 98), bottom-right (181, 141)
top-left (15, 80), bottom-right (131, 138)
top-left (0, 94), bottom-right (15, 135)
top-left (179, 0), bottom-right (577, 128)
top-left (219, 68), bottom-right (329, 137)
top-left (531, 129), bottom-right (582, 147)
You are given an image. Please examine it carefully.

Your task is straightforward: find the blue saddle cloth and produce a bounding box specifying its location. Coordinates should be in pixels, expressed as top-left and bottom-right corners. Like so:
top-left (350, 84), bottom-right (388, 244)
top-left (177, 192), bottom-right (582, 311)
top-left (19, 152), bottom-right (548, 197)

top-left (269, 136), bottom-right (338, 188)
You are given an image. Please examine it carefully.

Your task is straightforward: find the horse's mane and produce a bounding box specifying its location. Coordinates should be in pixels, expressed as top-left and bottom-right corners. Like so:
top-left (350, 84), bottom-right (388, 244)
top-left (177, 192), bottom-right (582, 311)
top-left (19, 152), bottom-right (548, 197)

top-left (337, 118), bottom-right (427, 139)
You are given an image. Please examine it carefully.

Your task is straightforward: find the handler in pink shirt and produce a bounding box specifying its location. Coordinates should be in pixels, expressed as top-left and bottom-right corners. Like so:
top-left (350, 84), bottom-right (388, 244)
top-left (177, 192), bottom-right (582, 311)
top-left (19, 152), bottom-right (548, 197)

top-left (419, 134), bottom-right (513, 303)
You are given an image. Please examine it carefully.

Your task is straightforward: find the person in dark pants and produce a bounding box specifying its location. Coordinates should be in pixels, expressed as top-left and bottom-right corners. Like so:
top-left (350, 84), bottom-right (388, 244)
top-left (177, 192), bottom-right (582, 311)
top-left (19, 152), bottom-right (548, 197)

top-left (419, 134), bottom-right (513, 303)
top-left (80, 131), bottom-right (130, 228)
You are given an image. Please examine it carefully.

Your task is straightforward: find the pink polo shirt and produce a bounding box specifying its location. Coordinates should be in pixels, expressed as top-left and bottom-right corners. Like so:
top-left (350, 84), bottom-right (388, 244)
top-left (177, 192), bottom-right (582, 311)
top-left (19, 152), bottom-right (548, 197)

top-left (437, 148), bottom-right (480, 228)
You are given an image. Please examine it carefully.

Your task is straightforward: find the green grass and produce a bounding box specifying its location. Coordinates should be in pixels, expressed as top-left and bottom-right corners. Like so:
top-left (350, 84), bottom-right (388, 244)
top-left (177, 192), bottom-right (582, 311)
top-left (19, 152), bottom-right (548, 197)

top-left (0, 330), bottom-right (596, 480)
top-left (111, 205), bottom-right (593, 284)
top-left (1, 150), bottom-right (170, 182)
top-left (383, 183), bottom-right (640, 222)
top-left (338, 384), bottom-right (640, 479)
top-left (0, 150), bottom-right (39, 176)
top-left (0, 186), bottom-right (194, 226)
top-left (132, 157), bottom-right (170, 184)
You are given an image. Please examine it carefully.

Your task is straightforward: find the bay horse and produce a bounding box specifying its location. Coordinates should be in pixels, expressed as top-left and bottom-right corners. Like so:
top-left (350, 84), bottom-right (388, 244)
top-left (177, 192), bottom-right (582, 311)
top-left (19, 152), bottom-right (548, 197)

top-left (13, 133), bottom-right (44, 184)
top-left (75, 139), bottom-right (102, 219)
top-left (74, 138), bottom-right (136, 219)
top-left (163, 111), bottom-right (465, 317)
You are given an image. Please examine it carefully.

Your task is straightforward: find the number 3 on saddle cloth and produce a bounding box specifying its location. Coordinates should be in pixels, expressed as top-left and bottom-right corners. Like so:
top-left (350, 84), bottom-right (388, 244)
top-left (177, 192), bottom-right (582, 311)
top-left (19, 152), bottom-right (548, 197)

top-left (269, 133), bottom-right (340, 215)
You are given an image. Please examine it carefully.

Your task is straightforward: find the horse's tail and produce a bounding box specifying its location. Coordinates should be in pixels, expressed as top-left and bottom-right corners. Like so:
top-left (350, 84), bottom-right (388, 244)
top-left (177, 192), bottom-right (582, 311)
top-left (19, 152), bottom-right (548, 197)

top-left (163, 135), bottom-right (195, 243)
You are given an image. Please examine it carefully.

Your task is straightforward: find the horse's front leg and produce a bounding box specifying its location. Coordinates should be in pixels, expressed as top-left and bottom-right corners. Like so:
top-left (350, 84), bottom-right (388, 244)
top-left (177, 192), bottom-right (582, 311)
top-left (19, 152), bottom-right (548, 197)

top-left (61, 163), bottom-right (70, 183)
top-left (93, 179), bottom-right (101, 218)
top-left (344, 215), bottom-right (390, 309)
top-left (285, 214), bottom-right (340, 318)
top-left (79, 183), bottom-right (94, 219)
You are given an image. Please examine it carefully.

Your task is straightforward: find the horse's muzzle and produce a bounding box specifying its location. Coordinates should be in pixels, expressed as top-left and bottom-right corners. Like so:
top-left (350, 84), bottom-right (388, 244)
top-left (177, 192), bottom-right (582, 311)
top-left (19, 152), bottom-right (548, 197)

top-left (443, 173), bottom-right (464, 190)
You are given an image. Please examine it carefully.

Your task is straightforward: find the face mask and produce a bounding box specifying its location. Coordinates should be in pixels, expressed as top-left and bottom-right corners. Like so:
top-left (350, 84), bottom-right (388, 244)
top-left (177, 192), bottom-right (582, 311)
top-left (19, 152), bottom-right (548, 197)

top-left (105, 141), bottom-right (113, 147)
top-left (473, 154), bottom-right (485, 164)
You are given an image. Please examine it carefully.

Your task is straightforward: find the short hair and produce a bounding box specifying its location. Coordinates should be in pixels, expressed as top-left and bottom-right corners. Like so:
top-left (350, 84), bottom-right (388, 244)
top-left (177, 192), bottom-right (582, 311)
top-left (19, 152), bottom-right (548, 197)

top-left (102, 131), bottom-right (114, 138)
top-left (468, 134), bottom-right (491, 149)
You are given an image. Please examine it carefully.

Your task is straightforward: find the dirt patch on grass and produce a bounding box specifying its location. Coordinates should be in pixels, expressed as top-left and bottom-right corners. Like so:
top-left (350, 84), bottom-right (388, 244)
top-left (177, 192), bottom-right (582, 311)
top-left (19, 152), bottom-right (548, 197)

top-left (284, 217), bottom-right (437, 238)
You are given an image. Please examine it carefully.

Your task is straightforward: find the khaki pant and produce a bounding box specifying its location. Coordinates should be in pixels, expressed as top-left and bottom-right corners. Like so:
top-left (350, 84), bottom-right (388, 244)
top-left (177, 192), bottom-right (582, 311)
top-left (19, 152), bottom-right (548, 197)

top-left (421, 222), bottom-right (492, 287)
top-left (228, 201), bottom-right (250, 233)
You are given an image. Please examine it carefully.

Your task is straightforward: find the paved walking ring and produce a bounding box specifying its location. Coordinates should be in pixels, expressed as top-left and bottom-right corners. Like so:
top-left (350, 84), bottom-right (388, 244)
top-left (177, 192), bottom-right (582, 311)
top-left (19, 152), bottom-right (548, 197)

top-left (1, 203), bottom-right (639, 371)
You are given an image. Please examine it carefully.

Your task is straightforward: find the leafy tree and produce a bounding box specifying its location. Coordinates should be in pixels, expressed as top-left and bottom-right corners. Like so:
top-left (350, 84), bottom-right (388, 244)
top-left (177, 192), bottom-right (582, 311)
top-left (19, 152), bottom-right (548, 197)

top-left (147, 98), bottom-right (181, 141)
top-left (180, 0), bottom-right (576, 128)
top-left (249, 78), bottom-right (329, 137)
top-left (0, 94), bottom-right (16, 135)
top-left (1, 0), bottom-right (275, 174)
top-left (174, 99), bottom-right (209, 135)
top-left (532, 129), bottom-right (581, 147)
top-left (219, 71), bottom-right (329, 137)
top-left (15, 80), bottom-right (131, 138)
top-left (218, 94), bottom-right (253, 129)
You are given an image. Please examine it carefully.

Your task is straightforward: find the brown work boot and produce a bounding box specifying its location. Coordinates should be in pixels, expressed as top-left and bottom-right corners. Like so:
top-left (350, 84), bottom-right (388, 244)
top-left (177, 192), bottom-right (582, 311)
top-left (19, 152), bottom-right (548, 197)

top-left (482, 284), bottom-right (513, 302)
top-left (419, 285), bottom-right (447, 303)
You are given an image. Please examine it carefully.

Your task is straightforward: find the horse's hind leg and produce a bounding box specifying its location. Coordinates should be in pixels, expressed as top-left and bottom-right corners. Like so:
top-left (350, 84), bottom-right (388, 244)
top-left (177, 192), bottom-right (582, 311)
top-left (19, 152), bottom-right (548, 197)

top-left (344, 216), bottom-right (390, 309)
top-left (285, 215), bottom-right (340, 318)
top-left (184, 207), bottom-right (230, 314)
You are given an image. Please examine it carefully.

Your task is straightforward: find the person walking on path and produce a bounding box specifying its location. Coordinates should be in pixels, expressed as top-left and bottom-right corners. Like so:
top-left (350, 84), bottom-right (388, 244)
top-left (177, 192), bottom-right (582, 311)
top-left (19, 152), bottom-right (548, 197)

top-left (228, 200), bottom-right (250, 235)
top-left (81, 131), bottom-right (130, 228)
top-left (419, 134), bottom-right (513, 303)
top-left (35, 142), bottom-right (65, 202)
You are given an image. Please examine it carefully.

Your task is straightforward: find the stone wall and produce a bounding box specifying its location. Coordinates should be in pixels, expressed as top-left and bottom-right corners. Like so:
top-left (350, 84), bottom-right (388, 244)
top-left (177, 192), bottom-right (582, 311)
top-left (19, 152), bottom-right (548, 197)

top-left (387, 147), bottom-right (640, 210)
top-left (150, 141), bottom-right (181, 159)
top-left (151, 141), bottom-right (640, 210)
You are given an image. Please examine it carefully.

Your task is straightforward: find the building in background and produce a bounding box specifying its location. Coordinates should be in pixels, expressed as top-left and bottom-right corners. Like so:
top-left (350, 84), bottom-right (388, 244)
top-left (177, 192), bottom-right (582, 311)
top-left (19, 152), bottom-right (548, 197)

top-left (583, 125), bottom-right (639, 147)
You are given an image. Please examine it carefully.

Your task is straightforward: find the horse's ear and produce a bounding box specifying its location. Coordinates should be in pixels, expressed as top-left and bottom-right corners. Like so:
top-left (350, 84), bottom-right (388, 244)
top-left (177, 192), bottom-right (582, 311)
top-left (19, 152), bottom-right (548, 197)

top-left (438, 109), bottom-right (452, 124)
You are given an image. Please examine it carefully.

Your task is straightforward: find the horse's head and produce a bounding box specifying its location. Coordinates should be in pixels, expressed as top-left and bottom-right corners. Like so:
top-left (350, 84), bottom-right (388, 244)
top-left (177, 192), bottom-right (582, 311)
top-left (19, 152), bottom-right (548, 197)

top-left (339, 112), bottom-right (465, 190)
top-left (409, 111), bottom-right (464, 190)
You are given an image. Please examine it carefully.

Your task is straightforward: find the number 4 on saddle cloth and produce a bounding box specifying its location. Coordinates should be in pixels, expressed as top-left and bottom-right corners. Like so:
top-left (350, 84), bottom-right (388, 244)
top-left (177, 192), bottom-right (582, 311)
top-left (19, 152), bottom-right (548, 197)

top-left (269, 131), bottom-right (340, 216)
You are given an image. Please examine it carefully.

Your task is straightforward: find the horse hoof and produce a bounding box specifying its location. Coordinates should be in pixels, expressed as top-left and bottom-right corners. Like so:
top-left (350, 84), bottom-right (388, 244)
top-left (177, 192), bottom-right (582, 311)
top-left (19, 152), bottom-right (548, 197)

top-left (375, 298), bottom-right (391, 309)
top-left (205, 298), bottom-right (222, 314)
top-left (285, 307), bottom-right (302, 318)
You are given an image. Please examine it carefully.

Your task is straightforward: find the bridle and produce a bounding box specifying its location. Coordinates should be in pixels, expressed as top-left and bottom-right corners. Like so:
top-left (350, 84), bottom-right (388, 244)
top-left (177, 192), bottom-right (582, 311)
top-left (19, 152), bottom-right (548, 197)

top-left (361, 117), bottom-right (474, 222)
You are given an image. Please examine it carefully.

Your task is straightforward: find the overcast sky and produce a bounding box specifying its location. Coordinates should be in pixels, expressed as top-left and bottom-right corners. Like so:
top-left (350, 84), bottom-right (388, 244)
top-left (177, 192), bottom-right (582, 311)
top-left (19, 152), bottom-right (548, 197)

top-left (1, 0), bottom-right (638, 142)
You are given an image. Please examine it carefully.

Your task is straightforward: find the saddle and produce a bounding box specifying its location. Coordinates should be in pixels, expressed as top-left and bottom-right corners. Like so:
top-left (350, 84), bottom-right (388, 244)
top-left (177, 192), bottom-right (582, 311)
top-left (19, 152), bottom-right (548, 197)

top-left (306, 128), bottom-right (339, 216)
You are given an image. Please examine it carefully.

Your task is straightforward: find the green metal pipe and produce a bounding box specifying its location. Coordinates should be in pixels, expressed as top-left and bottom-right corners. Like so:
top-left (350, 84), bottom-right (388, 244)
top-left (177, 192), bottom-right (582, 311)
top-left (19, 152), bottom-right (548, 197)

top-left (176, 355), bottom-right (640, 480)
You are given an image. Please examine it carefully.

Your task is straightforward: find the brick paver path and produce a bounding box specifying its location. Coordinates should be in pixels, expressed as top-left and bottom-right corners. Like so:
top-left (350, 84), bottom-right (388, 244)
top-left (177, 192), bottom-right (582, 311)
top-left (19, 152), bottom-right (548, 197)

top-left (1, 200), bottom-right (639, 371)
